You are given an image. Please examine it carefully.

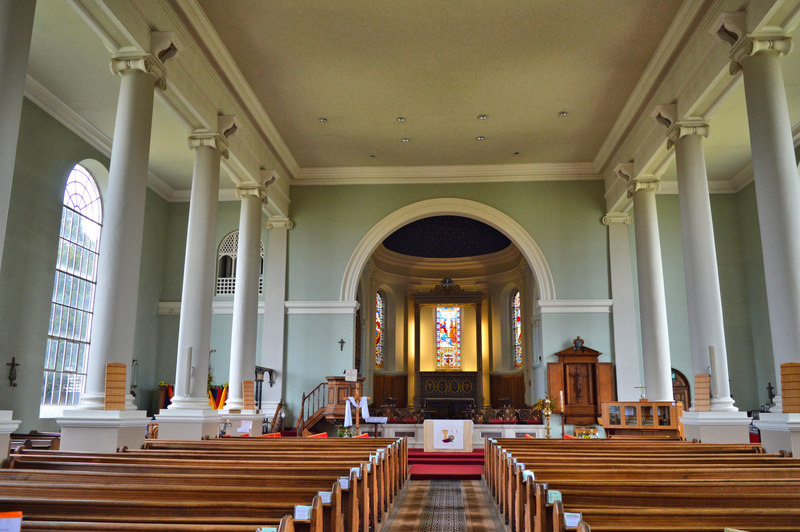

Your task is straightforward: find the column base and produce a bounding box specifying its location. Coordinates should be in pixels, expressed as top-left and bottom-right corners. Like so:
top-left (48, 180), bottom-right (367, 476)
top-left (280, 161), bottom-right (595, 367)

top-left (155, 408), bottom-right (221, 440)
top-left (57, 409), bottom-right (149, 452)
top-left (710, 396), bottom-right (738, 412)
top-left (679, 411), bottom-right (751, 443)
top-left (0, 411), bottom-right (21, 462)
top-left (218, 412), bottom-right (266, 437)
top-left (754, 413), bottom-right (800, 456)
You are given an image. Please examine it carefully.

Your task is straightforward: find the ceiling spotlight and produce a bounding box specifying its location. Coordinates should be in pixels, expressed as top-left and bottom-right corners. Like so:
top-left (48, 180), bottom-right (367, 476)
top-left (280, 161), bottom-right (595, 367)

top-left (558, 111), bottom-right (568, 117)
top-left (513, 151), bottom-right (520, 155)
top-left (369, 154), bottom-right (376, 158)
top-left (401, 137), bottom-right (410, 143)
top-left (396, 117), bottom-right (407, 123)
top-left (477, 114), bottom-right (488, 120)
top-left (318, 117), bottom-right (328, 122)
top-left (476, 136), bottom-right (486, 141)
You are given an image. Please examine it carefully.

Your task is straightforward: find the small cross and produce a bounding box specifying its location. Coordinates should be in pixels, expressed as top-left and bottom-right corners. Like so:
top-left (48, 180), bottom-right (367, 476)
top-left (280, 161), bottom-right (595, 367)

top-left (339, 339), bottom-right (346, 351)
top-left (766, 381), bottom-right (775, 404)
top-left (634, 382), bottom-right (646, 399)
top-left (6, 356), bottom-right (18, 387)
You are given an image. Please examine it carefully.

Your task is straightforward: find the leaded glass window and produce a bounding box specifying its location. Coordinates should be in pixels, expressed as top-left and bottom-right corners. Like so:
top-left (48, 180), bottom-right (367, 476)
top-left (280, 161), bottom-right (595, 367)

top-left (512, 290), bottom-right (522, 367)
top-left (375, 292), bottom-right (385, 368)
top-left (41, 164), bottom-right (102, 407)
top-left (436, 306), bottom-right (461, 369)
top-left (216, 231), bottom-right (265, 295)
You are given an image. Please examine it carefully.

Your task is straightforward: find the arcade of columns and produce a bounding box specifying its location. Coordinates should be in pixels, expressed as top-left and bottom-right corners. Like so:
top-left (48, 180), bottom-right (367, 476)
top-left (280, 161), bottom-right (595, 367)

top-left (0, 9), bottom-right (799, 453)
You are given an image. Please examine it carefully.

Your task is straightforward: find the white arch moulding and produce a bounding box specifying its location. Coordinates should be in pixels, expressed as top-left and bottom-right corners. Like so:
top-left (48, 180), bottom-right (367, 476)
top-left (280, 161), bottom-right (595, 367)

top-left (340, 198), bottom-right (556, 302)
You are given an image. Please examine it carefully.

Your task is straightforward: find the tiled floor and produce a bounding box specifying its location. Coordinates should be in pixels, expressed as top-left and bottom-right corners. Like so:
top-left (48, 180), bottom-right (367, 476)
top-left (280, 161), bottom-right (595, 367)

top-left (382, 480), bottom-right (507, 531)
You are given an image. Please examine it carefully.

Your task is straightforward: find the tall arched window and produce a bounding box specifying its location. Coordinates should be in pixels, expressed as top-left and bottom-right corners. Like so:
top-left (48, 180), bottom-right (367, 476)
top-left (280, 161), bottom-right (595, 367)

top-left (41, 165), bottom-right (102, 407)
top-left (436, 306), bottom-right (462, 369)
top-left (512, 290), bottom-right (523, 367)
top-left (375, 291), bottom-right (385, 368)
top-left (216, 231), bottom-right (265, 295)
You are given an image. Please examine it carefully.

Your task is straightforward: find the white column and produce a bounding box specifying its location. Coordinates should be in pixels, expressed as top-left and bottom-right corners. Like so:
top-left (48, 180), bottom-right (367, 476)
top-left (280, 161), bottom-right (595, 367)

top-left (169, 117), bottom-right (237, 410)
top-left (225, 179), bottom-right (269, 411)
top-left (731, 35), bottom-right (799, 411)
top-left (80, 51), bottom-right (170, 410)
top-left (618, 166), bottom-right (673, 402)
top-left (0, 0), bottom-right (36, 270)
top-left (603, 212), bottom-right (641, 401)
top-left (260, 216), bottom-right (292, 413)
top-left (668, 122), bottom-right (736, 411)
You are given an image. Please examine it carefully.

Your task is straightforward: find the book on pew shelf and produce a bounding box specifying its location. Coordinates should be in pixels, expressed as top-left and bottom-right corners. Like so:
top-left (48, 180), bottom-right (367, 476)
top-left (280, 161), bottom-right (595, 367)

top-left (256, 528), bottom-right (278, 532)
top-left (522, 470), bottom-right (535, 482)
top-left (294, 505), bottom-right (312, 520)
top-left (318, 491), bottom-right (332, 504)
top-left (564, 512), bottom-right (582, 528)
top-left (339, 477), bottom-right (350, 489)
top-left (0, 511), bottom-right (22, 532)
top-left (547, 490), bottom-right (562, 504)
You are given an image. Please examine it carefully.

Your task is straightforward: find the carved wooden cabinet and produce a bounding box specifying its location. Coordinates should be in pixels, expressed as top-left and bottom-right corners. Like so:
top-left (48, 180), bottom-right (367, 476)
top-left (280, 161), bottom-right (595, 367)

top-left (547, 338), bottom-right (613, 425)
top-left (599, 400), bottom-right (684, 439)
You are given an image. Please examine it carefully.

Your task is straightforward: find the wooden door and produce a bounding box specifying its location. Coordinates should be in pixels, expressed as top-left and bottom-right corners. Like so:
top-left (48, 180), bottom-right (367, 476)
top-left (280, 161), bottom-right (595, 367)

top-left (672, 368), bottom-right (690, 409)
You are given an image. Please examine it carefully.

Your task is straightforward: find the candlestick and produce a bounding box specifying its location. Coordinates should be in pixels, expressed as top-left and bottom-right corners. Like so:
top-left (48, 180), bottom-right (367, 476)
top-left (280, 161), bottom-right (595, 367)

top-left (560, 390), bottom-right (564, 412)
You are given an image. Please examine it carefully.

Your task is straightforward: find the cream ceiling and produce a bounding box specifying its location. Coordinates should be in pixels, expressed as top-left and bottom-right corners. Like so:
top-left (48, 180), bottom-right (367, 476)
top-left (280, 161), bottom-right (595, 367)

top-left (21, 1), bottom-right (800, 200)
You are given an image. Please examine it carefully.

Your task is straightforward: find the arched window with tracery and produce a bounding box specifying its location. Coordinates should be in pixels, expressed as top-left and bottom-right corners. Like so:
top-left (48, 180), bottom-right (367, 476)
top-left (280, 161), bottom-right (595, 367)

top-left (41, 164), bottom-right (103, 407)
top-left (436, 306), bottom-right (462, 369)
top-left (512, 290), bottom-right (523, 367)
top-left (216, 231), bottom-right (265, 295)
top-left (375, 291), bottom-right (385, 368)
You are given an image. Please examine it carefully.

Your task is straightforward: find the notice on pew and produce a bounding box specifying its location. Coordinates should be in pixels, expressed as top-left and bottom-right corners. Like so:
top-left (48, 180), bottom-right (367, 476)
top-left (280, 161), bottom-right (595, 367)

top-left (318, 491), bottom-right (332, 504)
top-left (237, 419), bottom-right (252, 433)
top-left (522, 470), bottom-right (535, 482)
top-left (256, 528), bottom-right (278, 532)
top-left (339, 477), bottom-right (350, 489)
top-left (564, 512), bottom-right (582, 527)
top-left (0, 511), bottom-right (22, 532)
top-left (294, 505), bottom-right (312, 520)
top-left (547, 490), bottom-right (562, 504)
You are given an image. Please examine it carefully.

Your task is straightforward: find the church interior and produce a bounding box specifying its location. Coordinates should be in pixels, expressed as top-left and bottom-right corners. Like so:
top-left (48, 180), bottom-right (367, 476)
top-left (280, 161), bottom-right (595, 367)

top-left (2, 1), bottom-right (800, 528)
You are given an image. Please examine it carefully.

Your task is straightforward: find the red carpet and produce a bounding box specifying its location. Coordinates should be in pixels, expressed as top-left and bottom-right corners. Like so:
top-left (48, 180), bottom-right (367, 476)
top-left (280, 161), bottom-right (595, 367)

top-left (408, 449), bottom-right (484, 480)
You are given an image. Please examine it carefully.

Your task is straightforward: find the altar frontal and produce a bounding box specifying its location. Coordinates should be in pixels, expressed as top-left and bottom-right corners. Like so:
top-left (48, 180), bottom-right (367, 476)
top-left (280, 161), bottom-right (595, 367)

top-left (423, 419), bottom-right (473, 452)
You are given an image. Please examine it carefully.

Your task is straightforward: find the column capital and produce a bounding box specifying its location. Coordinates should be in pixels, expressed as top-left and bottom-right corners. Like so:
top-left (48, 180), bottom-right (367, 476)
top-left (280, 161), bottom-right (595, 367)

top-left (188, 115), bottom-right (238, 159)
top-left (236, 183), bottom-right (268, 200)
top-left (109, 31), bottom-right (180, 91)
top-left (729, 35), bottom-right (793, 75)
top-left (615, 163), bottom-right (660, 198)
top-left (666, 121), bottom-right (709, 149)
top-left (602, 212), bottom-right (633, 226)
top-left (264, 217), bottom-right (293, 230)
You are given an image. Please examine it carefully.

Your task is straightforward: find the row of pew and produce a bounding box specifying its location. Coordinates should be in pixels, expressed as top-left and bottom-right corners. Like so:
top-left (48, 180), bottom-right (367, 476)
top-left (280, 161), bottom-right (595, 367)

top-left (0, 436), bottom-right (408, 531)
top-left (485, 438), bottom-right (800, 532)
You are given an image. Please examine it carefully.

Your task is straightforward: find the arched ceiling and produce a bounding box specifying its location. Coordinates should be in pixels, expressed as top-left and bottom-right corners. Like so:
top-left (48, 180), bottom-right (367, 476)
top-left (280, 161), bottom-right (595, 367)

top-left (383, 216), bottom-right (511, 258)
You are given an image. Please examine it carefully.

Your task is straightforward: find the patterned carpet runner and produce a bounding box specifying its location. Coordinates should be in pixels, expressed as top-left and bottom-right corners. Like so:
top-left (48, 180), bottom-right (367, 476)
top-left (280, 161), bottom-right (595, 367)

top-left (382, 480), bottom-right (506, 531)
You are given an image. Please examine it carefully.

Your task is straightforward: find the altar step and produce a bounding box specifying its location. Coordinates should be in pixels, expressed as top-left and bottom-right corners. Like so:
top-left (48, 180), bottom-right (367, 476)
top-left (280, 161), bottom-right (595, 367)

top-left (408, 449), bottom-right (484, 480)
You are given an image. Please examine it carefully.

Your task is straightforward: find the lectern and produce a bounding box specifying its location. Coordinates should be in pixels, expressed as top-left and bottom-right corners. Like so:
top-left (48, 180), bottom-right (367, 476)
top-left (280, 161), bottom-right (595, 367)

top-left (547, 337), bottom-right (613, 425)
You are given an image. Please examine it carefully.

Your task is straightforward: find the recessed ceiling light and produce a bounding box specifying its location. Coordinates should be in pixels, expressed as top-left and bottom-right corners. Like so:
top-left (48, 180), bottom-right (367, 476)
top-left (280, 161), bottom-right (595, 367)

top-left (513, 151), bottom-right (520, 156)
top-left (476, 136), bottom-right (486, 141)
top-left (369, 154), bottom-right (376, 158)
top-left (477, 114), bottom-right (488, 120)
top-left (558, 111), bottom-right (568, 117)
top-left (401, 137), bottom-right (410, 143)
top-left (318, 117), bottom-right (328, 122)
top-left (396, 117), bottom-right (406, 123)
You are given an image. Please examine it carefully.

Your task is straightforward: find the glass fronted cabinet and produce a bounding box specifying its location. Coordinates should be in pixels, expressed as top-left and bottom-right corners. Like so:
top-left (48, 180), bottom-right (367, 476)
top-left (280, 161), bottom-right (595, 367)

top-left (599, 400), bottom-right (684, 439)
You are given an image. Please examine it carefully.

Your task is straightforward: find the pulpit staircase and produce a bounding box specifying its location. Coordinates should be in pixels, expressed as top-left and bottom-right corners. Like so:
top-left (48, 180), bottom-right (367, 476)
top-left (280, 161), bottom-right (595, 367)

top-left (296, 376), bottom-right (367, 434)
top-left (296, 382), bottom-right (328, 433)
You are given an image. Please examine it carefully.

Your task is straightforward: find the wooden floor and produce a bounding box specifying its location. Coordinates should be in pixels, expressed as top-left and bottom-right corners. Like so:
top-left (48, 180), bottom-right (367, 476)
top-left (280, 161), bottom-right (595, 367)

top-left (382, 480), bottom-right (507, 531)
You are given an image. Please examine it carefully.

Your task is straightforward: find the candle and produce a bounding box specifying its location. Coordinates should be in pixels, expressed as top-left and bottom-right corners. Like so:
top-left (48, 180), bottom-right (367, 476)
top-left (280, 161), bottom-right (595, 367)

top-left (560, 390), bottom-right (564, 411)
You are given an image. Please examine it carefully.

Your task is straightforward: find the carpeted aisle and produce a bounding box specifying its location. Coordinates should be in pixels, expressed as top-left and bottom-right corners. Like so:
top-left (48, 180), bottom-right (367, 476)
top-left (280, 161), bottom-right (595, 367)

top-left (382, 480), bottom-right (507, 531)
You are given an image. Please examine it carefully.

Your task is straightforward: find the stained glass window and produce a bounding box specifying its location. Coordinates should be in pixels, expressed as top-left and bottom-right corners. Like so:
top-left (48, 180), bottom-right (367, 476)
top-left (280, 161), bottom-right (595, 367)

top-left (436, 306), bottom-right (461, 369)
top-left (42, 164), bottom-right (102, 407)
top-left (512, 290), bottom-right (522, 367)
top-left (375, 292), bottom-right (385, 368)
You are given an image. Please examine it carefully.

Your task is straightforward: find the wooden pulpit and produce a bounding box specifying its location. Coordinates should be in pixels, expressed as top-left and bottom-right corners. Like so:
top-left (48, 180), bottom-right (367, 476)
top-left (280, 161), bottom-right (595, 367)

top-left (324, 375), bottom-right (364, 419)
top-left (547, 337), bottom-right (613, 425)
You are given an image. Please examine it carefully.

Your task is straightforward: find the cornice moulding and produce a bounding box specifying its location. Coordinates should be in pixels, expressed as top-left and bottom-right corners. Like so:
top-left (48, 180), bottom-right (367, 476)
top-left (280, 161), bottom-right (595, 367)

top-left (294, 162), bottom-right (600, 185)
top-left (285, 301), bottom-right (360, 315)
top-left (537, 299), bottom-right (613, 314)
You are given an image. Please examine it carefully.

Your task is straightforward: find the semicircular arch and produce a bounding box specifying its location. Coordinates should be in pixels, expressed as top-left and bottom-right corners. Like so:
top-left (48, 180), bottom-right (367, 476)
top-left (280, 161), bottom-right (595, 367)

top-left (340, 198), bottom-right (555, 301)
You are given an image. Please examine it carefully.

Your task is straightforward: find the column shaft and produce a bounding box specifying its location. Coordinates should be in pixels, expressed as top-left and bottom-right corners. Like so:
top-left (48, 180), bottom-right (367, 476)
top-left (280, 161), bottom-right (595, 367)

top-left (414, 304), bottom-right (421, 407)
top-left (225, 192), bottom-right (264, 411)
top-left (476, 304), bottom-right (483, 407)
top-left (82, 68), bottom-right (158, 408)
top-left (261, 219), bottom-right (290, 407)
top-left (741, 49), bottom-right (800, 409)
top-left (604, 214), bottom-right (641, 401)
top-left (632, 187), bottom-right (673, 401)
top-left (673, 132), bottom-right (735, 411)
top-left (170, 144), bottom-right (222, 408)
top-left (0, 0), bottom-right (36, 270)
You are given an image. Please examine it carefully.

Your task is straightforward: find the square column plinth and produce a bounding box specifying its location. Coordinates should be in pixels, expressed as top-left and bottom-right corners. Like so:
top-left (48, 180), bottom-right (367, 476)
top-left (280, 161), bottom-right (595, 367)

top-left (155, 409), bottom-right (222, 440)
top-left (219, 412), bottom-right (266, 437)
top-left (0, 411), bottom-right (21, 462)
top-left (754, 413), bottom-right (800, 455)
top-left (57, 409), bottom-right (150, 452)
top-left (679, 411), bottom-right (751, 443)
